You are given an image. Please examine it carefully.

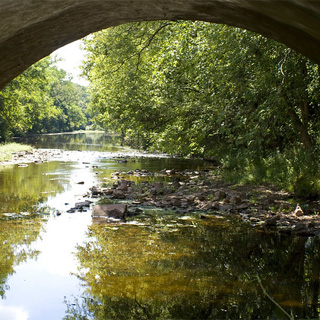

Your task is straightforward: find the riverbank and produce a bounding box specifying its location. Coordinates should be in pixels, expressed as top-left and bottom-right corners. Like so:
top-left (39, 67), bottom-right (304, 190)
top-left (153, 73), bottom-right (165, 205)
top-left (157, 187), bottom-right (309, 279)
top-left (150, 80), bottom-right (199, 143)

top-left (0, 143), bottom-right (32, 161)
top-left (89, 167), bottom-right (320, 237)
top-left (0, 147), bottom-right (170, 167)
top-left (2, 148), bottom-right (320, 236)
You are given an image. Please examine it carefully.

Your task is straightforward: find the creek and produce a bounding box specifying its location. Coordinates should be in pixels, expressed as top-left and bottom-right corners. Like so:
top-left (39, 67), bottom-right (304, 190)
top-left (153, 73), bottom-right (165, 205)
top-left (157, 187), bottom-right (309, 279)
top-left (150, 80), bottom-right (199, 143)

top-left (0, 131), bottom-right (320, 319)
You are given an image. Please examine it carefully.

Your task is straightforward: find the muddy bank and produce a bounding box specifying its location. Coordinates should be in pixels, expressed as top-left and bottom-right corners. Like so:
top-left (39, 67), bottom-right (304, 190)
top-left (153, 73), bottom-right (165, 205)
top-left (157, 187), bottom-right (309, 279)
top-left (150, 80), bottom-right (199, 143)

top-left (90, 168), bottom-right (320, 236)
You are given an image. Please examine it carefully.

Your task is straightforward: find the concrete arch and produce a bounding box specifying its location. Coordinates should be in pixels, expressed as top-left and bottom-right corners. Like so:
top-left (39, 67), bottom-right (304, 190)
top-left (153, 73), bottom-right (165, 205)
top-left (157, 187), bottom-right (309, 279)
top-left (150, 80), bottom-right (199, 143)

top-left (0, 0), bottom-right (320, 89)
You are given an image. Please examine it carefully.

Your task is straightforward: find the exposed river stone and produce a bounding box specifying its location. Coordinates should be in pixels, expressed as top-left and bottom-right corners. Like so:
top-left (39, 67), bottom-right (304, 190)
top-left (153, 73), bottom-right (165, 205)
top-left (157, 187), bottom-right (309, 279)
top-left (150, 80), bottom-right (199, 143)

top-left (89, 167), bottom-right (320, 235)
top-left (92, 204), bottom-right (127, 223)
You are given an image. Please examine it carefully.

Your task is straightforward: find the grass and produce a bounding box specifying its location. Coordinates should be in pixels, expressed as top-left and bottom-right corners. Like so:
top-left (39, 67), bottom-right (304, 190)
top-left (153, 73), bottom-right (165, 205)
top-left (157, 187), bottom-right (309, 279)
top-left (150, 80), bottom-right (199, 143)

top-left (0, 143), bottom-right (33, 161)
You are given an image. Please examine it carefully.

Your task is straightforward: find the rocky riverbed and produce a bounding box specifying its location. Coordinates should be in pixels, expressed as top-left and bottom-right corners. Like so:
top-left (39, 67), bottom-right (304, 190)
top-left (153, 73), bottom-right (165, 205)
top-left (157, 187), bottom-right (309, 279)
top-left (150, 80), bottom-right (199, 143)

top-left (88, 167), bottom-right (320, 237)
top-left (3, 149), bottom-right (320, 236)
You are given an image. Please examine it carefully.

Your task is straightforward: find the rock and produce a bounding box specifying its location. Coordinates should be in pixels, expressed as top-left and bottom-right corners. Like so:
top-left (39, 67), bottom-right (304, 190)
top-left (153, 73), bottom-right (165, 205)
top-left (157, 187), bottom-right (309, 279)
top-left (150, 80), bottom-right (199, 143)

top-left (75, 200), bottom-right (92, 209)
top-left (210, 201), bottom-right (220, 210)
top-left (195, 193), bottom-right (207, 201)
top-left (92, 204), bottom-right (127, 220)
top-left (213, 190), bottom-right (226, 201)
top-left (103, 189), bottom-right (114, 195)
top-left (117, 179), bottom-right (131, 191)
top-left (236, 203), bottom-right (249, 210)
top-left (91, 186), bottom-right (103, 196)
top-left (264, 215), bottom-right (280, 227)
top-left (150, 182), bottom-right (164, 195)
top-left (112, 190), bottom-right (126, 199)
top-left (171, 197), bottom-right (181, 207)
top-left (185, 195), bottom-right (196, 203)
top-left (292, 222), bottom-right (306, 231)
top-left (229, 195), bottom-right (242, 204)
top-left (218, 204), bottom-right (233, 212)
top-left (294, 204), bottom-right (304, 217)
top-left (180, 202), bottom-right (189, 208)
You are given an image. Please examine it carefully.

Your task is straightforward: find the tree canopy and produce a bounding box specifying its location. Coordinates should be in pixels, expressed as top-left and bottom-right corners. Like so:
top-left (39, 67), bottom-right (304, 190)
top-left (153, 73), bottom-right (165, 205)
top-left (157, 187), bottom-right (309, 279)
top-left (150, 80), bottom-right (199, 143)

top-left (83, 21), bottom-right (320, 195)
top-left (0, 57), bottom-right (89, 141)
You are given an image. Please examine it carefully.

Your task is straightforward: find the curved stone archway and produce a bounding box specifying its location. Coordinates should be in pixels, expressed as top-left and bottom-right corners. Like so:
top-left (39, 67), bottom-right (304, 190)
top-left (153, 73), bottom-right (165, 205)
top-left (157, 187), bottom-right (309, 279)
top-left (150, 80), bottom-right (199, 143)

top-left (0, 0), bottom-right (320, 89)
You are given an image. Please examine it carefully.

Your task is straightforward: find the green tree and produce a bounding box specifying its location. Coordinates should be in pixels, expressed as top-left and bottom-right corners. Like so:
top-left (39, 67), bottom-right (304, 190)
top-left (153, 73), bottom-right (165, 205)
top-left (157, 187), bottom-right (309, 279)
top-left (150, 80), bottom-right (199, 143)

top-left (0, 57), bottom-right (89, 141)
top-left (83, 21), bottom-right (320, 194)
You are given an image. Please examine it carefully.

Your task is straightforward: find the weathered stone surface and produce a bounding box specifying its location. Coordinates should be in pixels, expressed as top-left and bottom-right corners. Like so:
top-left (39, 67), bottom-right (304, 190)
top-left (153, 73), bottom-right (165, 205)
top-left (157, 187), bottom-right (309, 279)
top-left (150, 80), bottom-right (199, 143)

top-left (112, 190), bottom-right (126, 199)
top-left (229, 195), bottom-right (242, 204)
top-left (92, 204), bottom-right (127, 220)
top-left (0, 0), bottom-right (320, 89)
top-left (117, 179), bottom-right (131, 191)
top-left (213, 190), bottom-right (226, 201)
top-left (86, 167), bottom-right (320, 236)
top-left (150, 182), bottom-right (164, 195)
top-left (75, 200), bottom-right (92, 209)
top-left (91, 186), bottom-right (103, 196)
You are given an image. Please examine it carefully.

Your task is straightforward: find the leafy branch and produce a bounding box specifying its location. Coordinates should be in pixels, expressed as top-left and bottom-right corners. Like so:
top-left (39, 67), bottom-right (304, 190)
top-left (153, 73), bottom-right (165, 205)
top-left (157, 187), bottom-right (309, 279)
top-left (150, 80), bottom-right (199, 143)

top-left (135, 22), bottom-right (173, 71)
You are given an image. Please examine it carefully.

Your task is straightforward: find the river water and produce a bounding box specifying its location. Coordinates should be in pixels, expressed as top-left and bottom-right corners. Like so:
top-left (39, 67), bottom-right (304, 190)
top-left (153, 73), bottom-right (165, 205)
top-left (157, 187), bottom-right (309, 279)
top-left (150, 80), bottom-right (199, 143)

top-left (0, 132), bottom-right (320, 320)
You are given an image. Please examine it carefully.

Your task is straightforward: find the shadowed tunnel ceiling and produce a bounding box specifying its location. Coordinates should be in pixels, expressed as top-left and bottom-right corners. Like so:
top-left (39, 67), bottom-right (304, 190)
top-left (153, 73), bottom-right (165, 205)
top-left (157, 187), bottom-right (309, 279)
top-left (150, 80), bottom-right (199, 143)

top-left (0, 0), bottom-right (320, 89)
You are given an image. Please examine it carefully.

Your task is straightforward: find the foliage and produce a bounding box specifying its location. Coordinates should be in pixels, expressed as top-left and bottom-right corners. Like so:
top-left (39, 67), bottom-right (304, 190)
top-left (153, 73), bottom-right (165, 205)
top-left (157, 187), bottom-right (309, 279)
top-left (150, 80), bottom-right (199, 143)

top-left (83, 21), bottom-right (320, 196)
top-left (0, 57), bottom-right (89, 141)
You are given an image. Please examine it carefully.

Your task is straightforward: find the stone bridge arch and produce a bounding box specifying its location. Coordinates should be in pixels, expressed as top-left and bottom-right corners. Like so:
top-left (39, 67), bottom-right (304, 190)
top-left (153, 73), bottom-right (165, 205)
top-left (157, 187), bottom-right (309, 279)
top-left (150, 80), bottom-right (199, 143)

top-left (0, 0), bottom-right (320, 89)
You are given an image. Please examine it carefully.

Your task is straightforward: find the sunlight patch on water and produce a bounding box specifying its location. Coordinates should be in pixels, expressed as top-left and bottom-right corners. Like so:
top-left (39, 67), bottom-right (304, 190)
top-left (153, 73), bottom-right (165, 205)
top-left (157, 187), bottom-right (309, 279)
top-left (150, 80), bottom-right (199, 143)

top-left (0, 305), bottom-right (29, 320)
top-left (31, 212), bottom-right (91, 277)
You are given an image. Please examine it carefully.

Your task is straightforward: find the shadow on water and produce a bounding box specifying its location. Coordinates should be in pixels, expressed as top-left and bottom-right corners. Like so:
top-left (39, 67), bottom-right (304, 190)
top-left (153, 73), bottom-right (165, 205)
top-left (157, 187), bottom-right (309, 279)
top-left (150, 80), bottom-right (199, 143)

top-left (66, 211), bottom-right (320, 320)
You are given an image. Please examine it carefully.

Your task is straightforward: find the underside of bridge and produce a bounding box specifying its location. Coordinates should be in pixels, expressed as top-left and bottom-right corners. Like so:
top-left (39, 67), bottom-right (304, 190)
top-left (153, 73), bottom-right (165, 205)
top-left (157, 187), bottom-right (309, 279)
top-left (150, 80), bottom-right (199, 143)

top-left (0, 0), bottom-right (320, 89)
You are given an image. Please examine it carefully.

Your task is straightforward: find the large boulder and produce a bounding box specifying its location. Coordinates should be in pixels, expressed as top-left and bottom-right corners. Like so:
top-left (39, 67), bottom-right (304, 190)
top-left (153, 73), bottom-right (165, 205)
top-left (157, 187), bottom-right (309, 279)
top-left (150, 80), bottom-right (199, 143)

top-left (92, 204), bottom-right (127, 223)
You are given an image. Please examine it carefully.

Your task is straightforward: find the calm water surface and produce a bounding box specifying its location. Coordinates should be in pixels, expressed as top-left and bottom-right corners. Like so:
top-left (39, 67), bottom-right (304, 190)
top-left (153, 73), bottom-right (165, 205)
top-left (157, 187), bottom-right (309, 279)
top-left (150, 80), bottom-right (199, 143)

top-left (1, 132), bottom-right (320, 319)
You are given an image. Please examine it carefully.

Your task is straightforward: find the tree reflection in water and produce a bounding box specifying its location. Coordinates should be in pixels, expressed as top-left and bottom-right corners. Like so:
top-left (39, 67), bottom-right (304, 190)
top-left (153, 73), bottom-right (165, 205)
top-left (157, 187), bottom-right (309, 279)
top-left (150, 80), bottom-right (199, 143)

top-left (16, 131), bottom-right (122, 152)
top-left (66, 212), bottom-right (320, 319)
top-left (0, 216), bottom-right (43, 298)
top-left (0, 160), bottom-right (72, 300)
